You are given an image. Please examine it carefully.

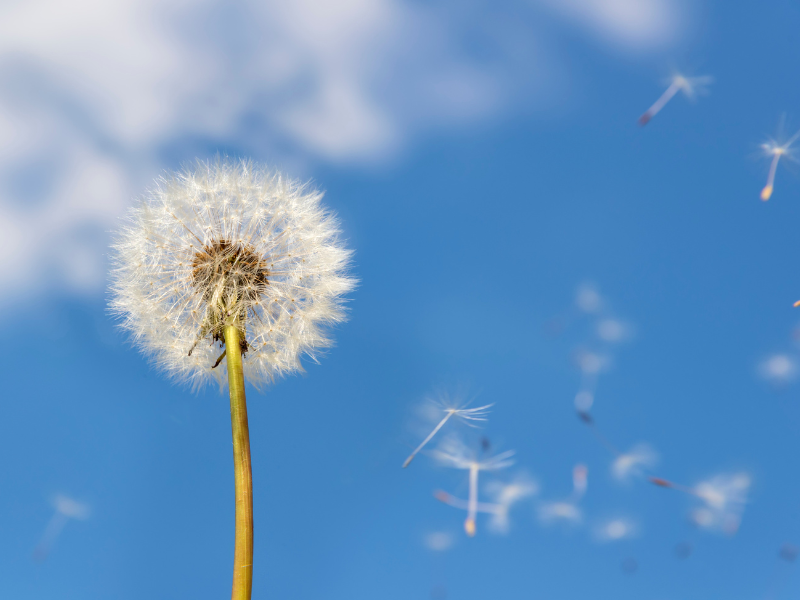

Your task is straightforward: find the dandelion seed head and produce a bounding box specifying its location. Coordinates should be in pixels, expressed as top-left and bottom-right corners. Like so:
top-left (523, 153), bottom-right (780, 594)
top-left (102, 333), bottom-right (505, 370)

top-left (109, 159), bottom-right (356, 388)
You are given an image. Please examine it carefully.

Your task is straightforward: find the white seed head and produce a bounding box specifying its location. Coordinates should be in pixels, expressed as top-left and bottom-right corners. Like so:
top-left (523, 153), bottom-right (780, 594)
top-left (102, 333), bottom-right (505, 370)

top-left (110, 159), bottom-right (356, 388)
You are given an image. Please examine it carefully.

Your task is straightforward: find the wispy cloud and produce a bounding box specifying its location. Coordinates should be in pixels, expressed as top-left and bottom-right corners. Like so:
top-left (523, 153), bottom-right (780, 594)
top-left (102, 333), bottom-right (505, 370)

top-left (0, 0), bottom-right (686, 302)
top-left (532, 0), bottom-right (683, 50)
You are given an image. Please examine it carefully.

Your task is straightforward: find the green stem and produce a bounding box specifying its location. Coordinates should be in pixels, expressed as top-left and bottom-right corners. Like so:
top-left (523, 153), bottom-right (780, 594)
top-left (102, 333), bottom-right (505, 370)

top-left (224, 324), bottom-right (253, 600)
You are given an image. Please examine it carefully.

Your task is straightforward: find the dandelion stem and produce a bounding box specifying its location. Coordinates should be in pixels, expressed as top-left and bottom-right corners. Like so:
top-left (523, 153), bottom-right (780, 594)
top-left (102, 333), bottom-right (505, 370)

top-left (762, 153), bottom-right (781, 201)
top-left (465, 464), bottom-right (478, 537)
top-left (224, 324), bottom-right (253, 600)
top-left (403, 411), bottom-right (454, 468)
top-left (639, 81), bottom-right (680, 126)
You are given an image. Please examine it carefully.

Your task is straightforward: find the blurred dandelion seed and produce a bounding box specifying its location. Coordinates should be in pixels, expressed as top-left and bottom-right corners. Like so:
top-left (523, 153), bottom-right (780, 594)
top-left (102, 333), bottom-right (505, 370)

top-left (594, 517), bottom-right (638, 542)
top-left (109, 159), bottom-right (355, 600)
top-left (433, 434), bottom-right (514, 536)
top-left (33, 494), bottom-right (90, 561)
top-left (638, 72), bottom-right (712, 126)
top-left (538, 464), bottom-right (587, 525)
top-left (423, 531), bottom-right (455, 552)
top-left (759, 354), bottom-right (797, 386)
top-left (760, 118), bottom-right (800, 201)
top-left (612, 444), bottom-right (658, 483)
top-left (691, 473), bottom-right (751, 535)
top-left (403, 401), bottom-right (493, 468)
top-left (576, 284), bottom-right (603, 314)
top-left (485, 474), bottom-right (539, 534)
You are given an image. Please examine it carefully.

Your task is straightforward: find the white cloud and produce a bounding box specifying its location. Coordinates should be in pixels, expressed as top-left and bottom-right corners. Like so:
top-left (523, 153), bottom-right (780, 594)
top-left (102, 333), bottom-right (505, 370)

top-left (532, 0), bottom-right (682, 50)
top-left (0, 0), bottom-right (684, 303)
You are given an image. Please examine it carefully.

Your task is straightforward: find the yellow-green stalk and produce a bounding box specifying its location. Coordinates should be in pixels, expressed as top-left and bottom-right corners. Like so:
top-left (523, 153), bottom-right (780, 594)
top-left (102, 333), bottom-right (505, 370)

top-left (224, 324), bottom-right (253, 600)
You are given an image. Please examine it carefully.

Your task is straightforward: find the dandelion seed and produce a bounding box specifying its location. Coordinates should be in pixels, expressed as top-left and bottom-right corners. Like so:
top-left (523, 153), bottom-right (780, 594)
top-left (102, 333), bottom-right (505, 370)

top-left (485, 474), bottom-right (539, 534)
top-left (638, 72), bottom-right (712, 126)
top-left (574, 390), bottom-right (594, 413)
top-left (758, 354), bottom-right (797, 385)
top-left (690, 473), bottom-right (750, 535)
top-left (760, 121), bottom-right (800, 201)
top-left (109, 159), bottom-right (355, 599)
top-left (596, 318), bottom-right (630, 343)
top-left (612, 444), bottom-right (658, 483)
top-left (433, 434), bottom-right (514, 536)
top-left (576, 284), bottom-right (603, 314)
top-left (423, 531), bottom-right (455, 552)
top-left (403, 399), bottom-right (493, 468)
top-left (575, 350), bottom-right (609, 376)
top-left (538, 464), bottom-right (587, 525)
top-left (594, 517), bottom-right (638, 542)
top-left (33, 494), bottom-right (90, 561)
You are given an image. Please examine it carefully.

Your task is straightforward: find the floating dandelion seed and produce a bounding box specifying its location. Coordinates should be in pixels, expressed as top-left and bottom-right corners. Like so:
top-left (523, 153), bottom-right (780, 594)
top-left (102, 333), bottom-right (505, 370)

top-left (485, 474), bottom-right (539, 534)
top-left (576, 283), bottom-right (603, 314)
top-left (403, 397), bottom-right (493, 468)
top-left (594, 518), bottom-right (638, 542)
top-left (760, 120), bottom-right (800, 201)
top-left (638, 72), bottom-right (712, 126)
top-left (423, 531), bottom-right (455, 552)
top-left (758, 354), bottom-right (797, 386)
top-left (110, 159), bottom-right (355, 600)
top-left (612, 444), bottom-right (658, 483)
top-left (691, 473), bottom-right (750, 535)
top-left (649, 472), bottom-right (751, 535)
top-left (432, 434), bottom-right (514, 536)
top-left (538, 464), bottom-right (587, 525)
top-left (33, 494), bottom-right (90, 561)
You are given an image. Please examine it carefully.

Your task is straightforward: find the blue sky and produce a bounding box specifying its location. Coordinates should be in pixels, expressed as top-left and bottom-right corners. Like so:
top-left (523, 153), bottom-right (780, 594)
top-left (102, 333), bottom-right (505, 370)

top-left (3, 0), bottom-right (800, 598)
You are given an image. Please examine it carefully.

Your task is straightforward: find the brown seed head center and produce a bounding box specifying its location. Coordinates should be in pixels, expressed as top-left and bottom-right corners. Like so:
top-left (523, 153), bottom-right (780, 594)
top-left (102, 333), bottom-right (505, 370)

top-left (191, 239), bottom-right (269, 307)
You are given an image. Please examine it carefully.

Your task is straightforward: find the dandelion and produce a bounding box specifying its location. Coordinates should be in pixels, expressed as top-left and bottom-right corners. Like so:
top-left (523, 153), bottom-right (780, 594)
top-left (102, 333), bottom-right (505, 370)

top-left (33, 494), bottom-right (90, 561)
top-left (403, 396), bottom-right (493, 468)
top-left (638, 72), bottom-right (712, 126)
top-left (109, 159), bottom-right (355, 599)
top-left (612, 444), bottom-right (658, 483)
top-left (760, 120), bottom-right (800, 201)
top-left (432, 434), bottom-right (514, 536)
top-left (538, 464), bottom-right (587, 525)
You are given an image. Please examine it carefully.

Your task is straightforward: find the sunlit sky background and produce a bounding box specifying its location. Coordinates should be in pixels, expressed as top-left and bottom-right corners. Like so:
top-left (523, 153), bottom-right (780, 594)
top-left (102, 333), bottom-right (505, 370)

top-left (4, 0), bottom-right (800, 598)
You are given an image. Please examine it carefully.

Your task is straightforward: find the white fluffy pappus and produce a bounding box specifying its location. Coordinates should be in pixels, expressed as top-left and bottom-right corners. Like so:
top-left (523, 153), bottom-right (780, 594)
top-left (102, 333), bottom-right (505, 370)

top-left (110, 159), bottom-right (356, 388)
